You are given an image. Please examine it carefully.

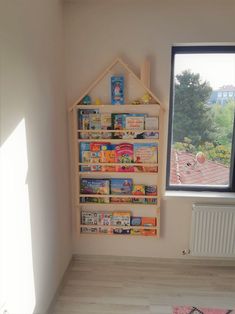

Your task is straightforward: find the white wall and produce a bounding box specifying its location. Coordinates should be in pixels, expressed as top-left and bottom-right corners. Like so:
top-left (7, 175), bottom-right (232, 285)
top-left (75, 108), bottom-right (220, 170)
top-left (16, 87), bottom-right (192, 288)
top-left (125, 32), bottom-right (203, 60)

top-left (0, 0), bottom-right (71, 313)
top-left (64, 0), bottom-right (235, 258)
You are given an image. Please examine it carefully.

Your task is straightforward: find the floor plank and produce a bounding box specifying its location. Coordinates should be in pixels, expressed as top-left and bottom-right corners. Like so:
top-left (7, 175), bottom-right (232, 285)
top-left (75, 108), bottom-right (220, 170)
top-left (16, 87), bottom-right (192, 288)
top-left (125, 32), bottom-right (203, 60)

top-left (50, 255), bottom-right (235, 314)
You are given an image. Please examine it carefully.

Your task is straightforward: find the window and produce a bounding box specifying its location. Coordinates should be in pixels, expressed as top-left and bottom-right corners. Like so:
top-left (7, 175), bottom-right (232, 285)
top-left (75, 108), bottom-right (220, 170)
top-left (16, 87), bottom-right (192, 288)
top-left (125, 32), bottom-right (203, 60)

top-left (167, 46), bottom-right (235, 192)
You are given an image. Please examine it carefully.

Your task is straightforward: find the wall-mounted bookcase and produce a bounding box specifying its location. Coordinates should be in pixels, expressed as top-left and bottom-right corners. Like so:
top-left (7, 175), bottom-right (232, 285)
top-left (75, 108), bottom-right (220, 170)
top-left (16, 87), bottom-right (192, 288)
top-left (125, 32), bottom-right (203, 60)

top-left (68, 57), bottom-right (164, 237)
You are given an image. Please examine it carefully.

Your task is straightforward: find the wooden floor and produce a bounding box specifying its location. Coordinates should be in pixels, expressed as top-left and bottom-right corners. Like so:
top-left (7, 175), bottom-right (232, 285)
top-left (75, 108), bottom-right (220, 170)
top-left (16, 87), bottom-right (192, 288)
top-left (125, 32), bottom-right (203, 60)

top-left (50, 255), bottom-right (235, 314)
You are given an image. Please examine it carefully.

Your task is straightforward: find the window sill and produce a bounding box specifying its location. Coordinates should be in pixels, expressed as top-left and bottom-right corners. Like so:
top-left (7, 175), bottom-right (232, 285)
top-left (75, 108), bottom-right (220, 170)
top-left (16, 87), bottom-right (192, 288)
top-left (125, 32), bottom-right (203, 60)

top-left (163, 190), bottom-right (235, 200)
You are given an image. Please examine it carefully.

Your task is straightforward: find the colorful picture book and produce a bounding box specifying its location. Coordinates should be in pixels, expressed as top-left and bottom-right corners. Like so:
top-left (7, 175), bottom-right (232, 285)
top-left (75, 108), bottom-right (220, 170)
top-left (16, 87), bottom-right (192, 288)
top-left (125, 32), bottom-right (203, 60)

top-left (134, 143), bottom-right (158, 172)
top-left (124, 114), bottom-right (145, 139)
top-left (113, 228), bottom-right (131, 235)
top-left (144, 116), bottom-right (159, 139)
top-left (112, 212), bottom-right (131, 226)
top-left (141, 217), bottom-right (156, 227)
top-left (126, 116), bottom-right (145, 130)
top-left (101, 113), bottom-right (112, 139)
top-left (80, 179), bottom-right (110, 195)
top-left (130, 217), bottom-right (142, 226)
top-left (145, 117), bottom-right (159, 130)
top-left (80, 142), bottom-right (91, 171)
top-left (132, 184), bottom-right (145, 203)
top-left (100, 144), bottom-right (116, 172)
top-left (110, 178), bottom-right (133, 203)
top-left (111, 76), bottom-right (124, 105)
top-left (145, 185), bottom-right (157, 204)
top-left (115, 143), bottom-right (134, 172)
top-left (79, 109), bottom-right (99, 139)
top-left (80, 196), bottom-right (110, 204)
top-left (112, 113), bottom-right (127, 138)
top-left (110, 179), bottom-right (133, 194)
top-left (89, 113), bottom-right (101, 139)
top-left (81, 211), bottom-right (112, 226)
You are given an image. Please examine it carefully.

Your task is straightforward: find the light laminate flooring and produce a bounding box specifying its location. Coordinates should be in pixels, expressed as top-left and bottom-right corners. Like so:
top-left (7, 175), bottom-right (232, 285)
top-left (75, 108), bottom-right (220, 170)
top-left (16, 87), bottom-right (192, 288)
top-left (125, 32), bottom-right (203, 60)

top-left (50, 255), bottom-right (235, 314)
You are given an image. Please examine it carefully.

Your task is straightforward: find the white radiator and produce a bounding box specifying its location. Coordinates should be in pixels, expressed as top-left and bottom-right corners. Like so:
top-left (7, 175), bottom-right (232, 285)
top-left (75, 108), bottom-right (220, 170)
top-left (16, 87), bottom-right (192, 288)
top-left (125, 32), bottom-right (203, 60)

top-left (190, 204), bottom-right (235, 257)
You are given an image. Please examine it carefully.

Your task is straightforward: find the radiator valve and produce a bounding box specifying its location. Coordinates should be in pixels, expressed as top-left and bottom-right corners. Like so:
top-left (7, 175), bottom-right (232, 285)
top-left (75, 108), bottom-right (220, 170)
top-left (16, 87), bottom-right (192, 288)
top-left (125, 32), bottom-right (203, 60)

top-left (182, 249), bottom-right (191, 255)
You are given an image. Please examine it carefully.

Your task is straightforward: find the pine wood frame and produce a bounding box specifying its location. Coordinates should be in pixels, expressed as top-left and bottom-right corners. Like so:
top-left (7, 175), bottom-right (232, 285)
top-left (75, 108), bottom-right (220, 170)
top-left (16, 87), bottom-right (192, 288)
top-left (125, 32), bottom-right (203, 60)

top-left (68, 57), bottom-right (164, 238)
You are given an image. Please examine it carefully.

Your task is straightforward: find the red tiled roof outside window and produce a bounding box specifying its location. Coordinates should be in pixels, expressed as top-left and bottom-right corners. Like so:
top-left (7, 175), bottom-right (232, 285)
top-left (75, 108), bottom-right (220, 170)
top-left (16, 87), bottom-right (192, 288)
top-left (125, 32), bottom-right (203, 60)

top-left (170, 150), bottom-right (229, 186)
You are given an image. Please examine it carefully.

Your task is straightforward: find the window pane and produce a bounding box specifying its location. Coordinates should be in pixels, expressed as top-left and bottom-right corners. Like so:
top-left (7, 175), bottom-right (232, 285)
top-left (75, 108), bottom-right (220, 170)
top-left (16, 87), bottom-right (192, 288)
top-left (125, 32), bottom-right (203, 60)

top-left (169, 52), bottom-right (235, 188)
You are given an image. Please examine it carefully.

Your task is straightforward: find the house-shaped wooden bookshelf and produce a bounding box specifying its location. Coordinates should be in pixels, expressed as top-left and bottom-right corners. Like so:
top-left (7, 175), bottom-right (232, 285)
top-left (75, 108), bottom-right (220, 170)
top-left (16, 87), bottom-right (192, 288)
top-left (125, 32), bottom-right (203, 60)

top-left (68, 57), bottom-right (164, 238)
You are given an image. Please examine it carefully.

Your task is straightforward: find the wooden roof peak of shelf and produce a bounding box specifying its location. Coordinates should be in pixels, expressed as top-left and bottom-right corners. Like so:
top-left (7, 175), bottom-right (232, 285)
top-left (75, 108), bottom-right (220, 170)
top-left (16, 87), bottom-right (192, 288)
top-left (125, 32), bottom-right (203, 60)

top-left (68, 57), bottom-right (165, 111)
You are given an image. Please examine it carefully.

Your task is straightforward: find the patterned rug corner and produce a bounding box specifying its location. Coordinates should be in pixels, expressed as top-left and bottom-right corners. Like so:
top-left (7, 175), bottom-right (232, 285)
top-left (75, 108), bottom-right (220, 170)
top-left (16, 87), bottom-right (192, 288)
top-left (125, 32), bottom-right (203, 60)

top-left (173, 306), bottom-right (235, 314)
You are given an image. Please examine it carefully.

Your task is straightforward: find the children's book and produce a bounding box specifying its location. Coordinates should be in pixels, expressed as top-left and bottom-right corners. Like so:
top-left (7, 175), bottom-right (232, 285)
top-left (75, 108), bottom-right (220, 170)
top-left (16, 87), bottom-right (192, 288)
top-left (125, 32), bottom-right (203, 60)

top-left (80, 196), bottom-right (110, 204)
top-left (78, 109), bottom-right (99, 139)
top-left (126, 116), bottom-right (145, 130)
top-left (124, 115), bottom-right (145, 139)
top-left (113, 228), bottom-right (130, 235)
top-left (101, 113), bottom-right (112, 139)
top-left (81, 211), bottom-right (98, 225)
top-left (89, 113), bottom-right (101, 130)
top-left (80, 178), bottom-right (110, 195)
top-left (141, 217), bottom-right (156, 227)
top-left (132, 184), bottom-right (145, 195)
top-left (111, 76), bottom-right (124, 105)
top-left (100, 144), bottom-right (116, 172)
top-left (145, 185), bottom-right (157, 204)
top-left (115, 143), bottom-right (134, 172)
top-left (80, 114), bottom-right (90, 139)
top-left (130, 229), bottom-right (142, 236)
top-left (90, 142), bottom-right (110, 152)
top-left (110, 178), bottom-right (133, 203)
top-left (132, 184), bottom-right (145, 204)
top-left (130, 217), bottom-right (142, 226)
top-left (80, 142), bottom-right (91, 171)
top-left (111, 178), bottom-right (133, 195)
top-left (98, 227), bottom-right (114, 235)
top-left (99, 211), bottom-right (112, 226)
top-left (90, 142), bottom-right (108, 169)
top-left (112, 212), bottom-right (130, 226)
top-left (144, 117), bottom-right (159, 139)
top-left (141, 229), bottom-right (156, 236)
top-left (81, 226), bottom-right (98, 234)
top-left (133, 143), bottom-right (158, 172)
top-left (112, 113), bottom-right (127, 138)
top-left (89, 151), bottom-right (102, 171)
top-left (144, 131), bottom-right (159, 139)
top-left (89, 113), bottom-right (101, 139)
top-left (145, 117), bottom-right (159, 130)
top-left (81, 211), bottom-right (113, 226)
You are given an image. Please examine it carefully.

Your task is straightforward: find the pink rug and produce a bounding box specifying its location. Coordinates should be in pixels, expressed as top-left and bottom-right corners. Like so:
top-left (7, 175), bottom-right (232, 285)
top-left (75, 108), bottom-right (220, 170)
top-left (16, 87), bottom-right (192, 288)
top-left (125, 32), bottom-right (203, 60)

top-left (173, 307), bottom-right (235, 314)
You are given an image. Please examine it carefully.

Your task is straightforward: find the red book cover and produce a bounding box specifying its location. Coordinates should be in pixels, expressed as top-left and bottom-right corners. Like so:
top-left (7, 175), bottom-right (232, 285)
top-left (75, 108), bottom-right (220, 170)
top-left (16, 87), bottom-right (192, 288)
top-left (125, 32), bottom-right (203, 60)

top-left (115, 143), bottom-right (134, 172)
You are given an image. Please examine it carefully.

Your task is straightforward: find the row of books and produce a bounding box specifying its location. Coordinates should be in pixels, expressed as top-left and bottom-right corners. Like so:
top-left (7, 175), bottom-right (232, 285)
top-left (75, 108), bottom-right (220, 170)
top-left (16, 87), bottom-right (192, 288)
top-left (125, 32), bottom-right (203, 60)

top-left (81, 226), bottom-right (156, 236)
top-left (80, 178), bottom-right (157, 204)
top-left (80, 142), bottom-right (158, 172)
top-left (78, 109), bottom-right (159, 139)
top-left (81, 211), bottom-right (157, 236)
